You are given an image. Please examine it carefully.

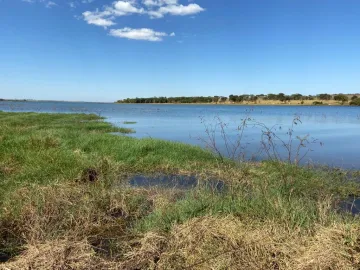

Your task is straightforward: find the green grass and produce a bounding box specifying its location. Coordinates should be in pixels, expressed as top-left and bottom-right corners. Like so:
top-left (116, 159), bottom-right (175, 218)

top-left (0, 112), bottom-right (360, 269)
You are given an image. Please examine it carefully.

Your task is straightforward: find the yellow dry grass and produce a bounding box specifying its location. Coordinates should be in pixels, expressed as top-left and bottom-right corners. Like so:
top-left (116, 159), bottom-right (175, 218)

top-left (122, 216), bottom-right (360, 270)
top-left (1, 240), bottom-right (98, 270)
top-left (2, 215), bottom-right (360, 270)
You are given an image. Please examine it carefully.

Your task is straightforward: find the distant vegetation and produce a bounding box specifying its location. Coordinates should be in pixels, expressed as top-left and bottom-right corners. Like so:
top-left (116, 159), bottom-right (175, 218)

top-left (350, 97), bottom-right (360, 106)
top-left (117, 93), bottom-right (360, 105)
top-left (0, 98), bottom-right (29, 102)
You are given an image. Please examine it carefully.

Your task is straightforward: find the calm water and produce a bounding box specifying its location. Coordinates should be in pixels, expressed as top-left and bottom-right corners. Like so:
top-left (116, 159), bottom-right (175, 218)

top-left (1, 101), bottom-right (359, 168)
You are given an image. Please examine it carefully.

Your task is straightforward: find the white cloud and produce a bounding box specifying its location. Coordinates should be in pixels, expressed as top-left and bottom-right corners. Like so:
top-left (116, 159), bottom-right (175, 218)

top-left (109, 27), bottom-right (169, 41)
top-left (82, 1), bottom-right (146, 27)
top-left (156, 3), bottom-right (204, 17)
top-left (112, 1), bottom-right (144, 15)
top-left (83, 0), bottom-right (204, 22)
top-left (147, 3), bottom-right (204, 18)
top-left (83, 10), bottom-right (116, 27)
top-left (81, 0), bottom-right (205, 41)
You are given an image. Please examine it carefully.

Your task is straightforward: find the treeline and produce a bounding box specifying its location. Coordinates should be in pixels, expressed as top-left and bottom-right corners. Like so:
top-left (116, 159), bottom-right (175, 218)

top-left (117, 93), bottom-right (360, 105)
top-left (0, 98), bottom-right (28, 102)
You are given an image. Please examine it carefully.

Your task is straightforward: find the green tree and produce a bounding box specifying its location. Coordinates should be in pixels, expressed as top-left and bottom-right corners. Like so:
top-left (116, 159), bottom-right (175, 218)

top-left (278, 93), bottom-right (286, 102)
top-left (318, 94), bottom-right (332, 100)
top-left (333, 94), bottom-right (349, 104)
top-left (291, 93), bottom-right (303, 100)
top-left (350, 98), bottom-right (360, 106)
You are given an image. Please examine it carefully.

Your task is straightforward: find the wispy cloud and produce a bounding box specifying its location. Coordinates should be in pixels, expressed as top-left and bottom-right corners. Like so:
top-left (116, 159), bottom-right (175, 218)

top-left (21, 0), bottom-right (58, 8)
top-left (21, 0), bottom-right (96, 8)
top-left (82, 1), bottom-right (145, 27)
top-left (148, 3), bottom-right (204, 18)
top-left (45, 1), bottom-right (57, 8)
top-left (142, 0), bottom-right (178, 7)
top-left (109, 27), bottom-right (171, 41)
top-left (82, 0), bottom-right (205, 26)
top-left (69, 2), bottom-right (76, 8)
top-left (83, 10), bottom-right (116, 27)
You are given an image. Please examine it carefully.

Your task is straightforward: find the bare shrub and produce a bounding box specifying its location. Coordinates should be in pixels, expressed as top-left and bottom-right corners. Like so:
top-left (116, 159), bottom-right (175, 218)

top-left (198, 114), bottom-right (321, 165)
top-left (256, 115), bottom-right (320, 165)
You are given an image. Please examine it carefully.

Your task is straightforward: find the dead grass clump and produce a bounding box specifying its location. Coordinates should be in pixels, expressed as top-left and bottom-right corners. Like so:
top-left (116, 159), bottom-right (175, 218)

top-left (291, 223), bottom-right (360, 270)
top-left (121, 232), bottom-right (168, 270)
top-left (153, 216), bottom-right (360, 270)
top-left (156, 216), bottom-right (291, 269)
top-left (0, 239), bottom-right (118, 270)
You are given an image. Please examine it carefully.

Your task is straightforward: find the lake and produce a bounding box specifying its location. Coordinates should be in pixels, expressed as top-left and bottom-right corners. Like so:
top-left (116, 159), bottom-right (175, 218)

top-left (1, 101), bottom-right (359, 169)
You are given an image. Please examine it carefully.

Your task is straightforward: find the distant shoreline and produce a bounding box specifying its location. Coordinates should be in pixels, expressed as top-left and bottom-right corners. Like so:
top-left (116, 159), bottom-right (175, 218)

top-left (116, 93), bottom-right (360, 106)
top-left (0, 99), bottom-right (357, 106)
top-left (114, 101), bottom-right (348, 106)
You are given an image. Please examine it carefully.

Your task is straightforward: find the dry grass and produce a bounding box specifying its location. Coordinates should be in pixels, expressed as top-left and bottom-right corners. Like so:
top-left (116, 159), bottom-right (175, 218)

top-left (122, 216), bottom-right (360, 270)
top-left (290, 224), bottom-right (360, 270)
top-left (2, 214), bottom-right (360, 269)
top-left (1, 240), bottom-right (100, 270)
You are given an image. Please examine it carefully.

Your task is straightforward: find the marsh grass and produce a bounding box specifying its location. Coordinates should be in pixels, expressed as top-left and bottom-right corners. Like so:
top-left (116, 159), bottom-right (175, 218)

top-left (0, 112), bottom-right (360, 269)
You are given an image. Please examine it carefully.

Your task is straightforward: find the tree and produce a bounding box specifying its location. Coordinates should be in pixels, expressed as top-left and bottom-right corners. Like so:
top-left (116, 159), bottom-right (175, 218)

top-left (291, 93), bottom-right (303, 100)
top-left (351, 95), bottom-right (358, 101)
top-left (350, 98), bottom-right (360, 106)
top-left (220, 96), bottom-right (227, 102)
top-left (333, 94), bottom-right (349, 104)
top-left (212, 96), bottom-right (220, 103)
top-left (278, 93), bottom-right (286, 102)
top-left (229, 95), bottom-right (238, 102)
top-left (249, 95), bottom-right (258, 102)
top-left (318, 94), bottom-right (332, 100)
top-left (266, 94), bottom-right (277, 100)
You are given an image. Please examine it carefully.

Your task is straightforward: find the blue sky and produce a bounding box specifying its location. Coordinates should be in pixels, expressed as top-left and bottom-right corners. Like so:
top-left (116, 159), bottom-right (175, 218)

top-left (1, 0), bottom-right (360, 102)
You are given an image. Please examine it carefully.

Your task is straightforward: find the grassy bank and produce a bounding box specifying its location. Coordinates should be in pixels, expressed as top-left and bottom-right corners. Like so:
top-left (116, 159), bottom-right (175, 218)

top-left (0, 112), bottom-right (360, 269)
